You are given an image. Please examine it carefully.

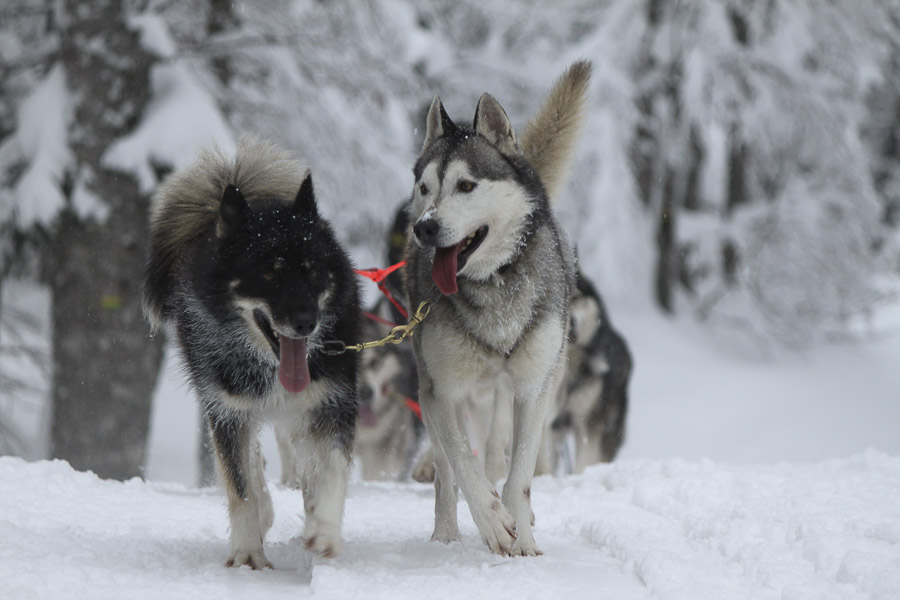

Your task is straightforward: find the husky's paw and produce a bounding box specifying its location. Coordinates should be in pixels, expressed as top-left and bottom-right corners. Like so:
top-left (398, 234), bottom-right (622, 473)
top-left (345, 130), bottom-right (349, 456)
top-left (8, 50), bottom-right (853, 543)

top-left (472, 498), bottom-right (517, 555)
top-left (303, 516), bottom-right (343, 558)
top-left (509, 533), bottom-right (543, 557)
top-left (431, 521), bottom-right (462, 544)
top-left (411, 450), bottom-right (435, 483)
top-left (225, 548), bottom-right (273, 570)
top-left (303, 531), bottom-right (342, 558)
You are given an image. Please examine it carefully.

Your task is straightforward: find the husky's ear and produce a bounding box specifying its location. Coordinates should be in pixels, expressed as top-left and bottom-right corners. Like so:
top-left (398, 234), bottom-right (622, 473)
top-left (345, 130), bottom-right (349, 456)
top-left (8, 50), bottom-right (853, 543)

top-left (423, 96), bottom-right (457, 152)
top-left (474, 93), bottom-right (517, 155)
top-left (218, 185), bottom-right (248, 238)
top-left (293, 171), bottom-right (319, 218)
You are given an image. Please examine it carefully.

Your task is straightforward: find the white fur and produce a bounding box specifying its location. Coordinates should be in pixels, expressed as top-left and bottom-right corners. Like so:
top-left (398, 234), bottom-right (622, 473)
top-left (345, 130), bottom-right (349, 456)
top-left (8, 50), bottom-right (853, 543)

top-left (355, 352), bottom-right (416, 480)
top-left (413, 159), bottom-right (534, 280)
top-left (570, 294), bottom-right (601, 347)
top-left (231, 287), bottom-right (335, 358)
top-left (293, 434), bottom-right (350, 557)
top-left (214, 414), bottom-right (274, 570)
top-left (409, 62), bottom-right (587, 557)
top-left (418, 308), bottom-right (567, 555)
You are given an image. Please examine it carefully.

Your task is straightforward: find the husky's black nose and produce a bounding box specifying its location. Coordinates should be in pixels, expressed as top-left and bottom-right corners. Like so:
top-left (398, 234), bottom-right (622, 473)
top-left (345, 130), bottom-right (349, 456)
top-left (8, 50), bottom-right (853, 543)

top-left (292, 312), bottom-right (317, 337)
top-left (413, 218), bottom-right (440, 245)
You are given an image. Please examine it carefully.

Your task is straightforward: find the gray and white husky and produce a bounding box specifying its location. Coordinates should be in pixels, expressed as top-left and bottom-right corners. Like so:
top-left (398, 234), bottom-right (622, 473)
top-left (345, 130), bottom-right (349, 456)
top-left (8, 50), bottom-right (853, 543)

top-left (405, 61), bottom-right (590, 556)
top-left (555, 270), bottom-right (633, 472)
top-left (143, 137), bottom-right (361, 568)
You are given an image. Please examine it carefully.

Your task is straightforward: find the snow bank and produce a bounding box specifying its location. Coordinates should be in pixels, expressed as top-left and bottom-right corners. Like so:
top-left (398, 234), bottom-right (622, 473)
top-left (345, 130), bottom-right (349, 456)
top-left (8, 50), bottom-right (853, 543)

top-left (3, 453), bottom-right (898, 599)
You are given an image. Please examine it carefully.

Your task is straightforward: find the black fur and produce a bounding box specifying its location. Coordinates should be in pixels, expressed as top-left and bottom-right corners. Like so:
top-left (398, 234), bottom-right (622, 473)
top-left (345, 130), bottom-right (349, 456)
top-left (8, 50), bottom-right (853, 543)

top-left (143, 146), bottom-right (361, 563)
top-left (174, 189), bottom-right (359, 431)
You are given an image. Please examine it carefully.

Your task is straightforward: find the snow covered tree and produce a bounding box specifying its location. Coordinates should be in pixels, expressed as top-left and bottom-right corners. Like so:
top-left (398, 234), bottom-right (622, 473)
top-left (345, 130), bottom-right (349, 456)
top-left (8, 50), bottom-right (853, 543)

top-left (45, 0), bottom-right (167, 480)
top-left (620, 0), bottom-right (898, 344)
top-left (3, 0), bottom-right (899, 480)
top-left (0, 0), bottom-right (167, 478)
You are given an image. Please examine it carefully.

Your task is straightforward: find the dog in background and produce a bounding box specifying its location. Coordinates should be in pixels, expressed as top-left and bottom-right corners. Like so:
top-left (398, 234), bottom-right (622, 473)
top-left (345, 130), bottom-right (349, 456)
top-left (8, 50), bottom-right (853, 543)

top-left (143, 137), bottom-right (361, 567)
top-left (353, 304), bottom-right (423, 480)
top-left (554, 271), bottom-right (632, 471)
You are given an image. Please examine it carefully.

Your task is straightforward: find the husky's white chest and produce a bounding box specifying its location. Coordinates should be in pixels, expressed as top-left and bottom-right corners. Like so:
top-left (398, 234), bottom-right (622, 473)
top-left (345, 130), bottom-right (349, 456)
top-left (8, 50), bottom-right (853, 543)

top-left (420, 307), bottom-right (566, 398)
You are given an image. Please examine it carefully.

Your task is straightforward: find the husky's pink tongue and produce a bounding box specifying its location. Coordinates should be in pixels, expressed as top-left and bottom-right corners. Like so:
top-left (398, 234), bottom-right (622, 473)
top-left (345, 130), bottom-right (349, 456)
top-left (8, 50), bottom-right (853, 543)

top-left (432, 243), bottom-right (463, 296)
top-left (278, 336), bottom-right (310, 394)
top-left (359, 404), bottom-right (377, 428)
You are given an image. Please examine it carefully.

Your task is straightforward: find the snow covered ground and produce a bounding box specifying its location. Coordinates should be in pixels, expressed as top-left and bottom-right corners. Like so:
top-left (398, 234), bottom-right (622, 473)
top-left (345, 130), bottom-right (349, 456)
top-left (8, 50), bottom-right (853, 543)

top-left (3, 303), bottom-right (899, 599)
top-left (3, 450), bottom-right (900, 599)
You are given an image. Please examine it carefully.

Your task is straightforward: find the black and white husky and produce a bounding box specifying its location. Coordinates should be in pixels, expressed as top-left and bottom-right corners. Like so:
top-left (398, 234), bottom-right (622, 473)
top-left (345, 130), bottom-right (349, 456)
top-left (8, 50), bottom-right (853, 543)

top-left (406, 62), bottom-right (590, 556)
top-left (143, 137), bottom-right (360, 568)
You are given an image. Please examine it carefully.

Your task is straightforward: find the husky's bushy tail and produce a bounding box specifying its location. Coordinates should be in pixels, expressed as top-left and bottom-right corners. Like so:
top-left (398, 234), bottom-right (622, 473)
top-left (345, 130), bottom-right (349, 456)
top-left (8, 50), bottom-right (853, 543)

top-left (519, 60), bottom-right (591, 204)
top-left (142, 136), bottom-right (307, 330)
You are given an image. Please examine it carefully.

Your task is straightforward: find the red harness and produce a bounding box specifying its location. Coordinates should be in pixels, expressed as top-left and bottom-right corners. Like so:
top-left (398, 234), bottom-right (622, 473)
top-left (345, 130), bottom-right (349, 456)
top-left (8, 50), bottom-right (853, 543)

top-left (355, 261), bottom-right (421, 420)
top-left (354, 261), bottom-right (409, 321)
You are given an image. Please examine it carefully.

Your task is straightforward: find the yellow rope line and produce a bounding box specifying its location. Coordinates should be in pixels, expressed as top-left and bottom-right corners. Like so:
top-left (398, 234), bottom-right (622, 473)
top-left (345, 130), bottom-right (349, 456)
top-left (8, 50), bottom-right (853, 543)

top-left (344, 300), bottom-right (432, 352)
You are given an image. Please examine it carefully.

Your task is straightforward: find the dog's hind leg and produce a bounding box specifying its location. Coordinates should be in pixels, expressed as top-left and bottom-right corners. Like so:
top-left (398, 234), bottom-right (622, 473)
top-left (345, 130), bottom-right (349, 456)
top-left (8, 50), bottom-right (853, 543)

top-left (420, 397), bottom-right (460, 543)
top-left (534, 366), bottom-right (567, 476)
top-left (297, 435), bottom-right (351, 558)
top-left (274, 421), bottom-right (301, 488)
top-left (484, 377), bottom-right (513, 485)
top-left (209, 412), bottom-right (274, 570)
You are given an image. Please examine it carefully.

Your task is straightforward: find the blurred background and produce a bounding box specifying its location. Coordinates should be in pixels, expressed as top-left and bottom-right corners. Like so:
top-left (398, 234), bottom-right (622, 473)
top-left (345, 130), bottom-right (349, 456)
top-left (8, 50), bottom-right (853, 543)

top-left (1, 0), bottom-right (899, 484)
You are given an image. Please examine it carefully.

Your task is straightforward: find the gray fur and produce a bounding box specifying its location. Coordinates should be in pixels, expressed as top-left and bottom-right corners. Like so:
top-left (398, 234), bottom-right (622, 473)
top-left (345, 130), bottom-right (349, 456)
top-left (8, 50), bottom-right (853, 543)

top-left (520, 60), bottom-right (591, 203)
top-left (474, 93), bottom-right (518, 156)
top-left (406, 62), bottom-right (588, 557)
top-left (556, 271), bottom-right (632, 471)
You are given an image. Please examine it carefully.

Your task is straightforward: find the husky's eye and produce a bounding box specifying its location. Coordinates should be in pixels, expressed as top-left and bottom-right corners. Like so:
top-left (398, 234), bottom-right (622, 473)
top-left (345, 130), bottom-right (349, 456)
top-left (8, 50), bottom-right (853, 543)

top-left (456, 180), bottom-right (476, 193)
top-left (418, 183), bottom-right (428, 196)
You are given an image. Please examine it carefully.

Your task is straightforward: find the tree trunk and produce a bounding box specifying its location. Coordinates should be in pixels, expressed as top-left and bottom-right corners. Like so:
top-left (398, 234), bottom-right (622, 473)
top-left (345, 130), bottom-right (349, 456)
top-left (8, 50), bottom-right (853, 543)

top-left (722, 127), bottom-right (748, 285)
top-left (47, 0), bottom-right (164, 480)
top-left (654, 165), bottom-right (678, 313)
top-left (194, 0), bottom-right (241, 488)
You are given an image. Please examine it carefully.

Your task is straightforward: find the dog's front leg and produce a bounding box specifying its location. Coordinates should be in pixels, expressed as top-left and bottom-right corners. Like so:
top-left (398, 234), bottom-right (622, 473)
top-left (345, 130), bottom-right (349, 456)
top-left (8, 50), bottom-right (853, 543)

top-left (502, 384), bottom-right (551, 557)
top-left (421, 378), bottom-right (517, 555)
top-left (504, 321), bottom-right (567, 556)
top-left (209, 412), bottom-right (274, 569)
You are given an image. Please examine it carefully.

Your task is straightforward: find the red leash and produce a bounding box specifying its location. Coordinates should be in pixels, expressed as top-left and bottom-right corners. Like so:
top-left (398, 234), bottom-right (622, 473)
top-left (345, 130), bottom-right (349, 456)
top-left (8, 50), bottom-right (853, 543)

top-left (356, 261), bottom-right (421, 420)
top-left (404, 397), bottom-right (422, 421)
top-left (354, 261), bottom-right (409, 320)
